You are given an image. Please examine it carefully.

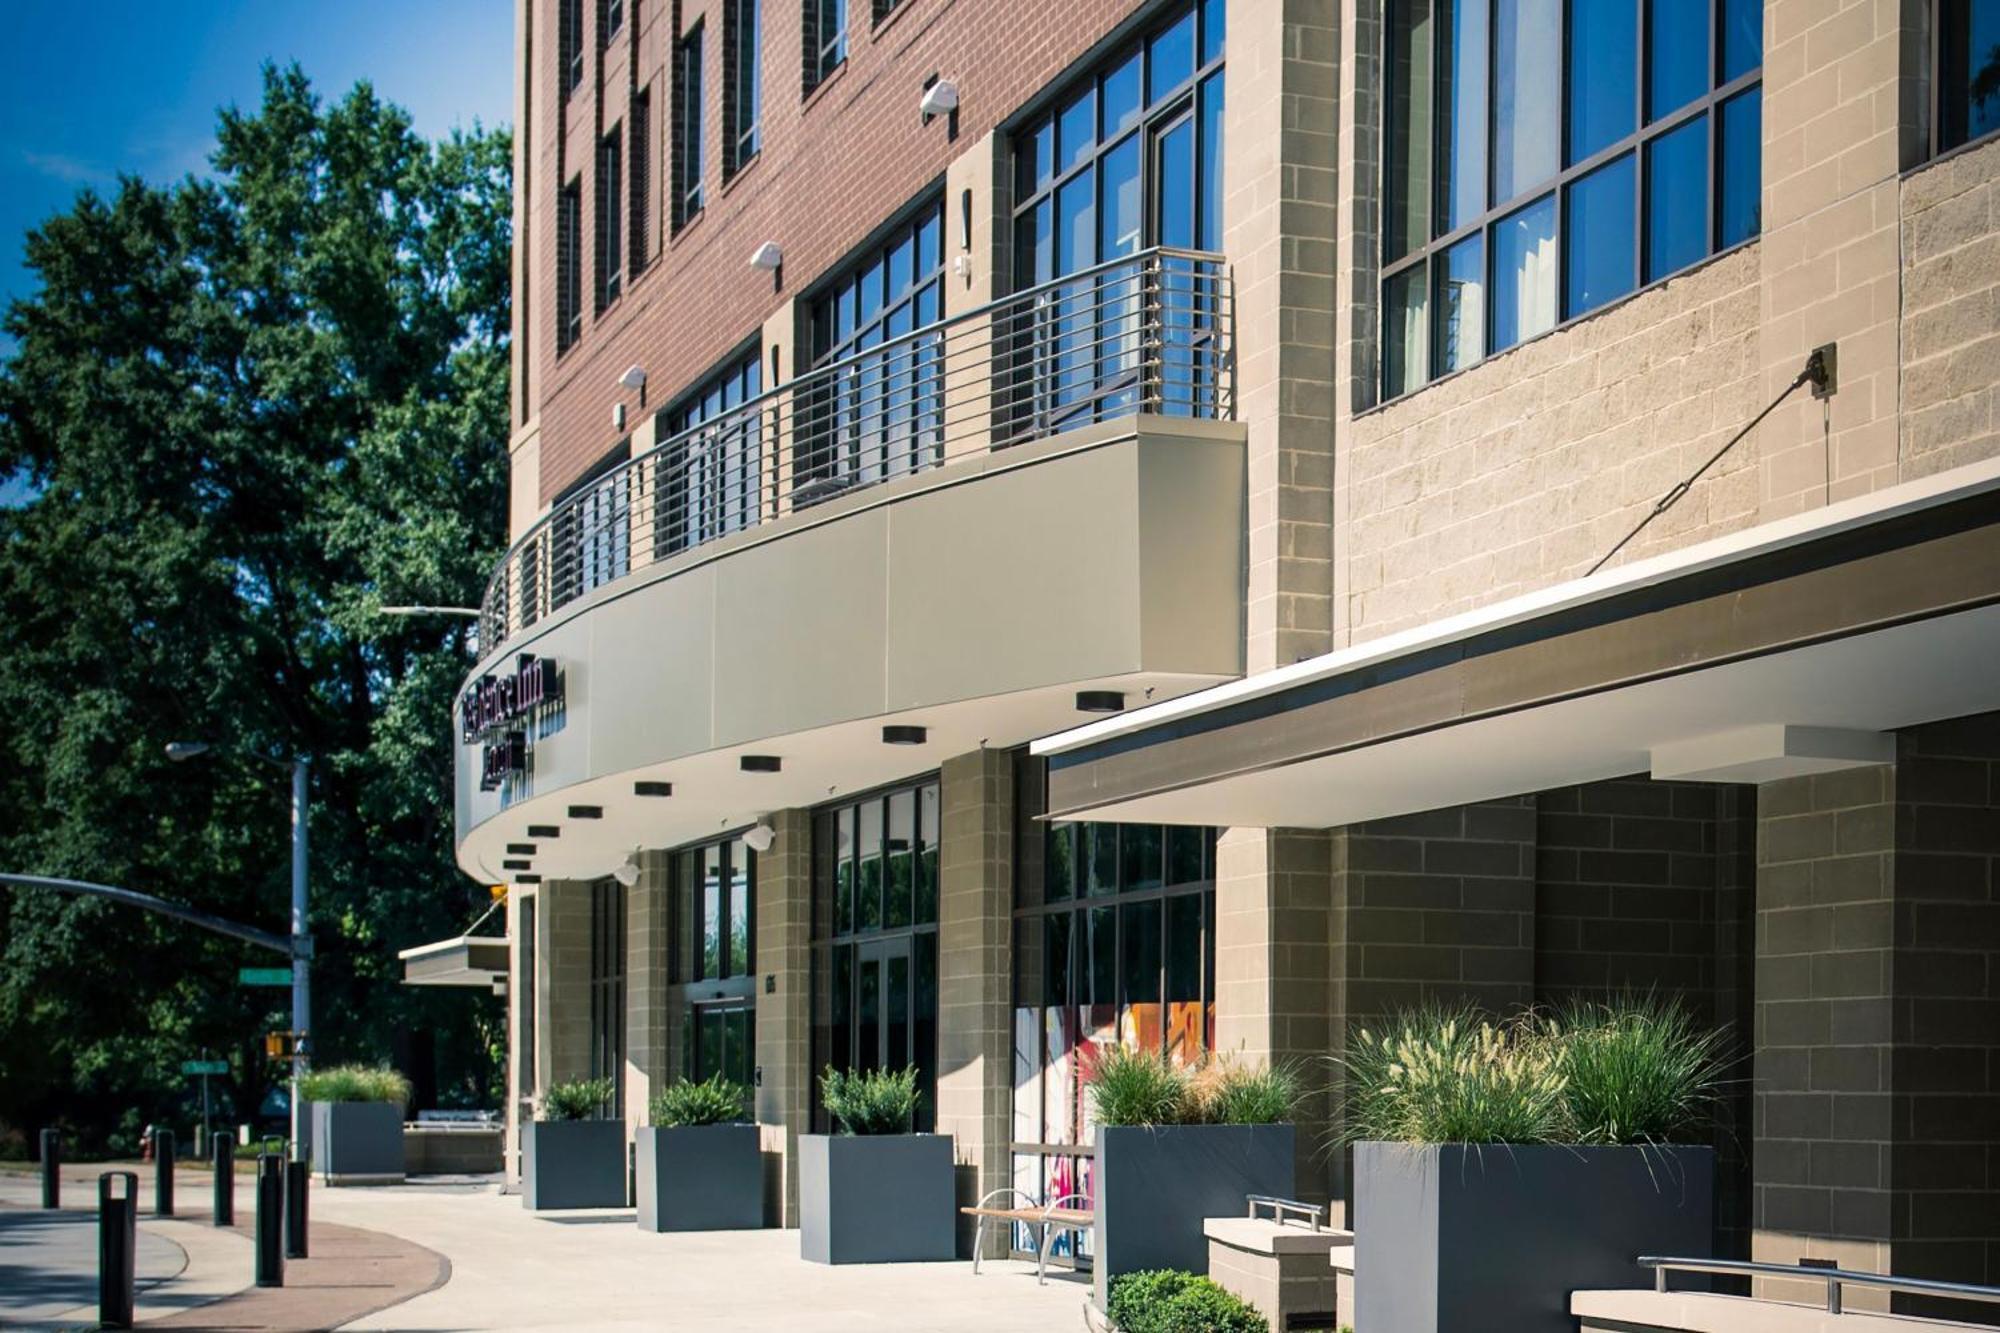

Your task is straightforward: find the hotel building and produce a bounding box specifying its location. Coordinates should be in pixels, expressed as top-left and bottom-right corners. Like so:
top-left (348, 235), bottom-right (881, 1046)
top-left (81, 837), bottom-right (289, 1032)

top-left (463, 0), bottom-right (2000, 1309)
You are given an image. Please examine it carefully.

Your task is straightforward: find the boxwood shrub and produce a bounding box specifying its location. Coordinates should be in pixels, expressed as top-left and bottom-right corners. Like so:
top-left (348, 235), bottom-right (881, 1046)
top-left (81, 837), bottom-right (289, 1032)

top-left (1106, 1269), bottom-right (1268, 1333)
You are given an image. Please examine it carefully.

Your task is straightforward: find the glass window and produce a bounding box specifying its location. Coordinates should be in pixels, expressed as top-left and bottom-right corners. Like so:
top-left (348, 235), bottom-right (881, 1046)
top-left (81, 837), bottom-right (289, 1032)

top-left (1382, 0), bottom-right (1759, 397)
top-left (1938, 0), bottom-right (2000, 155)
top-left (1647, 0), bottom-right (1709, 122)
top-left (588, 881), bottom-right (627, 1112)
top-left (597, 127), bottom-right (623, 310)
top-left (1103, 50), bottom-right (1142, 139)
top-left (806, 0), bottom-right (845, 91)
top-left (1490, 193), bottom-right (1557, 353)
top-left (1567, 154), bottom-right (1636, 319)
top-left (1493, 0), bottom-right (1561, 204)
top-left (702, 844), bottom-right (724, 977)
top-left (675, 25), bottom-right (705, 227)
top-left (1433, 233), bottom-right (1485, 375)
top-left (1059, 88), bottom-right (1096, 175)
top-left (1148, 9), bottom-right (1196, 102)
top-left (1719, 87), bottom-right (1762, 248)
top-left (656, 347), bottom-right (762, 552)
top-left (1438, 0), bottom-right (1489, 233)
top-left (1645, 115), bottom-right (1709, 282)
top-left (1568, 0), bottom-right (1636, 163)
top-left (725, 0), bottom-right (761, 175)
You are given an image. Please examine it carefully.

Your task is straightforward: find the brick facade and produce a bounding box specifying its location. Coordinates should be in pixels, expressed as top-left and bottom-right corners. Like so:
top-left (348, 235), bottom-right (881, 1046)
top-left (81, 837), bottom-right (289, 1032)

top-left (520, 0), bottom-right (1155, 503)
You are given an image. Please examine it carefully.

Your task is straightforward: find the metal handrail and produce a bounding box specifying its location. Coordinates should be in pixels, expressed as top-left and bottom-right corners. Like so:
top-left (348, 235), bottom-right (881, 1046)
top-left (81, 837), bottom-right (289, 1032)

top-left (1245, 1194), bottom-right (1325, 1230)
top-left (478, 245), bottom-right (1234, 654)
top-left (1641, 1256), bottom-right (2000, 1315)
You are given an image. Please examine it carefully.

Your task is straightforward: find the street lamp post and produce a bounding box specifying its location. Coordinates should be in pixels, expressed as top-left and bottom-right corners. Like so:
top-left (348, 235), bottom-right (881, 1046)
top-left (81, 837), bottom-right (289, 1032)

top-left (168, 742), bottom-right (311, 1162)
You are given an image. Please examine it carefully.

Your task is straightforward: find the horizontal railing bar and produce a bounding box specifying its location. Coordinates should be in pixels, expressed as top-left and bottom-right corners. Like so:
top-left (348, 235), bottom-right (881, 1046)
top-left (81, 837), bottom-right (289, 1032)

top-left (1639, 1257), bottom-right (2000, 1305)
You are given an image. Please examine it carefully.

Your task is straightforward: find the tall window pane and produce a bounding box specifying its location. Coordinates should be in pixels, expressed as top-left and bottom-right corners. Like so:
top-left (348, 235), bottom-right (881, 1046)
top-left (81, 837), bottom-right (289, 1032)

top-left (1490, 193), bottom-right (1557, 352)
top-left (1648, 0), bottom-right (1709, 122)
top-left (726, 0), bottom-right (761, 174)
top-left (702, 844), bottom-right (723, 978)
top-left (1566, 153), bottom-right (1635, 319)
top-left (1719, 88), bottom-right (1762, 248)
top-left (1103, 51), bottom-right (1142, 139)
top-left (1568, 0), bottom-right (1636, 163)
top-left (886, 789), bottom-right (915, 929)
top-left (1721, 0), bottom-right (1762, 84)
top-left (1383, 264), bottom-right (1429, 397)
top-left (1645, 114), bottom-right (1708, 281)
top-left (1493, 0), bottom-right (1561, 203)
top-left (1433, 234), bottom-right (1485, 375)
top-left (1384, 0), bottom-right (1434, 261)
top-left (858, 797), bottom-right (883, 931)
top-left (1939, 0), bottom-right (2000, 153)
top-left (1437, 0), bottom-right (1489, 233)
top-left (835, 806), bottom-right (855, 933)
top-left (727, 840), bottom-right (751, 976)
top-left (1199, 74), bottom-right (1224, 250)
top-left (1149, 9), bottom-right (1197, 102)
top-left (1058, 88), bottom-right (1096, 175)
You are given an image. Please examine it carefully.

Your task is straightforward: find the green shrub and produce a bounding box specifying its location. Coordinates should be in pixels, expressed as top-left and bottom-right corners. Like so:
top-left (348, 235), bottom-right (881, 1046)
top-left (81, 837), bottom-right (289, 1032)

top-left (1337, 1008), bottom-right (1567, 1145)
top-left (1089, 1046), bottom-right (1196, 1127)
top-left (298, 1065), bottom-right (411, 1109)
top-left (819, 1066), bottom-right (920, 1135)
top-left (1107, 1270), bottom-right (1269, 1333)
top-left (649, 1073), bottom-right (749, 1128)
top-left (539, 1076), bottom-right (615, 1122)
top-left (1197, 1060), bottom-right (1301, 1126)
top-left (1547, 994), bottom-right (1728, 1145)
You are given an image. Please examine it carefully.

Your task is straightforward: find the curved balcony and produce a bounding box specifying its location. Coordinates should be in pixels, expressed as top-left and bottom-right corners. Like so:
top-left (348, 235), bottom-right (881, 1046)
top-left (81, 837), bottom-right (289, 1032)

top-left (457, 249), bottom-right (1243, 880)
top-left (480, 248), bottom-right (1235, 650)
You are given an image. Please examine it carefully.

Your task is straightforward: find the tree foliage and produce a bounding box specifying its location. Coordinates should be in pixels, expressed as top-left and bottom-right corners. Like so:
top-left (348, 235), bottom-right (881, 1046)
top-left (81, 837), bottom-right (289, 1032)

top-left (0, 65), bottom-right (510, 1155)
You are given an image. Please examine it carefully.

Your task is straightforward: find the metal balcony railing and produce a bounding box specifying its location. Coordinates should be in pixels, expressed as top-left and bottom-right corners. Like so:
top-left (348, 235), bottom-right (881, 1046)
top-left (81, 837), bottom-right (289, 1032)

top-left (479, 247), bottom-right (1234, 650)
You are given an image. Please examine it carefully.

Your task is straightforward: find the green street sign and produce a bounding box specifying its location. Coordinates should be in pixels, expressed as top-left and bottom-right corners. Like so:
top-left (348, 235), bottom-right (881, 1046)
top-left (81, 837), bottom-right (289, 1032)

top-left (181, 1060), bottom-right (228, 1076)
top-left (239, 967), bottom-right (291, 987)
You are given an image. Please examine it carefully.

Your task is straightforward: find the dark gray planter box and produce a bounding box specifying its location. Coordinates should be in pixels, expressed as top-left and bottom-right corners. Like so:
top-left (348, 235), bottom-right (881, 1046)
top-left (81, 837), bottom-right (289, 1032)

top-left (1093, 1123), bottom-right (1296, 1309)
top-left (636, 1123), bottom-right (763, 1232)
top-left (1355, 1142), bottom-right (1714, 1333)
top-left (798, 1133), bottom-right (955, 1264)
top-left (309, 1101), bottom-right (405, 1183)
top-left (522, 1119), bottom-right (628, 1211)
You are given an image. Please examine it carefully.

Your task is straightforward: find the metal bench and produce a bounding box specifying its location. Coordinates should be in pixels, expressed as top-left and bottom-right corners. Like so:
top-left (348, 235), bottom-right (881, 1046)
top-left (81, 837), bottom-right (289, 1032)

top-left (961, 1188), bottom-right (1093, 1285)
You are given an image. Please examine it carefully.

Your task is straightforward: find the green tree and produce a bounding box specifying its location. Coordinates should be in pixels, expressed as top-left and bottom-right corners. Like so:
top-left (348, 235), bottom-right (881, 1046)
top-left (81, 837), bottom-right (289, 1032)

top-left (0, 65), bottom-right (510, 1154)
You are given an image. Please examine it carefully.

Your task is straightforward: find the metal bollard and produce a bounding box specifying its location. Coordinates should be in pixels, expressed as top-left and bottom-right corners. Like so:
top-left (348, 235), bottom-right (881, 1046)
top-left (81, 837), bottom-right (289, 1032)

top-left (254, 1153), bottom-right (285, 1287)
top-left (284, 1159), bottom-right (309, 1258)
top-left (98, 1171), bottom-right (138, 1328)
top-left (212, 1132), bottom-right (235, 1226)
top-left (152, 1128), bottom-right (175, 1217)
top-left (39, 1128), bottom-right (60, 1209)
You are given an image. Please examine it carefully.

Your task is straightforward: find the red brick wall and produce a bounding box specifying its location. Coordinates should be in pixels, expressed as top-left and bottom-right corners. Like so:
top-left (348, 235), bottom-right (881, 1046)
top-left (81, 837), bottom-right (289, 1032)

top-left (527, 0), bottom-right (1151, 504)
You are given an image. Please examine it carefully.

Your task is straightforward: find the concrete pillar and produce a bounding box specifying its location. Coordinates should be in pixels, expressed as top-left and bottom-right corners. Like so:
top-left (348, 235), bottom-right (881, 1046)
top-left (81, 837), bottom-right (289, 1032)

top-left (941, 132), bottom-right (1005, 461)
top-left (937, 748), bottom-right (1013, 1257)
top-left (753, 808), bottom-right (812, 1227)
top-left (1223, 0), bottom-right (1341, 672)
top-left (1753, 712), bottom-right (2000, 1315)
top-left (538, 878), bottom-right (595, 1092)
top-left (624, 854), bottom-right (670, 1131)
top-left (505, 887), bottom-right (530, 1189)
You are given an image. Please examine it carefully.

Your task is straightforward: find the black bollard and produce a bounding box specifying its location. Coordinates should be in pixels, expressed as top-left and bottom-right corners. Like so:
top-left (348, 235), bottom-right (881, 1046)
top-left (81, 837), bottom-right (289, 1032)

top-left (254, 1154), bottom-right (285, 1287)
top-left (39, 1128), bottom-right (59, 1209)
top-left (152, 1128), bottom-right (175, 1217)
top-left (211, 1132), bottom-right (235, 1226)
top-left (283, 1159), bottom-right (309, 1258)
top-left (98, 1171), bottom-right (138, 1328)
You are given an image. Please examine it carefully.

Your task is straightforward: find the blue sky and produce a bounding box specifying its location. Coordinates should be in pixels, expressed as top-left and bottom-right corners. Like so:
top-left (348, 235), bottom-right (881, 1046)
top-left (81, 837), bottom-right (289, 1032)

top-left (1, 1), bottom-right (512, 504)
top-left (0, 0), bottom-right (513, 363)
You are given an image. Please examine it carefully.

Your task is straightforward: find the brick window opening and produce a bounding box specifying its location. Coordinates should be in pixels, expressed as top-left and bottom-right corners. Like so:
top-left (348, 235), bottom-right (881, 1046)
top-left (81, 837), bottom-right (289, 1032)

top-left (674, 24), bottom-right (706, 230)
top-left (556, 178), bottom-right (583, 353)
top-left (629, 88), bottom-right (652, 276)
top-left (872, 0), bottom-right (905, 23)
top-left (561, 0), bottom-right (585, 97)
top-left (803, 0), bottom-right (845, 95)
top-left (597, 125), bottom-right (624, 311)
top-left (724, 0), bottom-right (762, 177)
top-left (600, 0), bottom-right (624, 47)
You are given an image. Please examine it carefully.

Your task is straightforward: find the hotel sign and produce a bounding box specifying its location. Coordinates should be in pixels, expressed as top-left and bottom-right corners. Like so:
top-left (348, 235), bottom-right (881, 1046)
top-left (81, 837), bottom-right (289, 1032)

top-left (462, 655), bottom-right (563, 790)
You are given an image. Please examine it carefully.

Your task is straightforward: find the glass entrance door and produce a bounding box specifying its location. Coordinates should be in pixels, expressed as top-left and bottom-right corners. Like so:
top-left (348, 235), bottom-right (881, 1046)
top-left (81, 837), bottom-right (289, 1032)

top-left (688, 999), bottom-right (754, 1089)
top-left (855, 937), bottom-right (913, 1073)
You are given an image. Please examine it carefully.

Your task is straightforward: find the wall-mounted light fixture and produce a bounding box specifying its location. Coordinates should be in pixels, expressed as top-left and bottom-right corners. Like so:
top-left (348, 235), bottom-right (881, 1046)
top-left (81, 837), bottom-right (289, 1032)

top-left (611, 850), bottom-right (641, 887)
top-left (743, 822), bottom-right (777, 853)
top-left (617, 365), bottom-right (647, 391)
top-left (920, 78), bottom-right (958, 122)
top-left (749, 241), bottom-right (783, 271)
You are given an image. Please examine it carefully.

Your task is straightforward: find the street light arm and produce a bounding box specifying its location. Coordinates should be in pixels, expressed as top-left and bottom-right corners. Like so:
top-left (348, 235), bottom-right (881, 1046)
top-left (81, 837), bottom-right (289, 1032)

top-left (0, 872), bottom-right (308, 958)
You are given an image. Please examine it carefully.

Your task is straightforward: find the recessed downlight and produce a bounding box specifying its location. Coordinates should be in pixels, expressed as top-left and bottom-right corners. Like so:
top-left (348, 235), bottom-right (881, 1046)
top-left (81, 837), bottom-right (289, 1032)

top-left (634, 780), bottom-right (673, 797)
top-left (502, 859), bottom-right (531, 871)
top-left (1075, 690), bottom-right (1126, 713)
top-left (515, 873), bottom-right (542, 884)
top-left (740, 755), bottom-right (782, 773)
top-left (882, 725), bottom-right (928, 745)
top-left (507, 843), bottom-right (537, 855)
top-left (568, 805), bottom-right (604, 819)
top-left (527, 825), bottom-right (560, 838)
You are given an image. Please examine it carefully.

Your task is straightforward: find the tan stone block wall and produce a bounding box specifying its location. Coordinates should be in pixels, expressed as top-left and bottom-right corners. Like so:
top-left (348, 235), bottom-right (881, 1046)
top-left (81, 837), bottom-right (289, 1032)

top-left (753, 808), bottom-right (812, 1227)
top-left (623, 857), bottom-right (670, 1130)
top-left (937, 749), bottom-right (1014, 1257)
top-left (1900, 136), bottom-right (2000, 478)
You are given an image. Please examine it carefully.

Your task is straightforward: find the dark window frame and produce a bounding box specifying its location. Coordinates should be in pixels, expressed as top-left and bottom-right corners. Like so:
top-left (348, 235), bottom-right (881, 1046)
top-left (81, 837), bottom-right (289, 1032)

top-left (654, 344), bottom-right (764, 551)
top-left (600, 0), bottom-right (624, 47)
top-left (1379, 0), bottom-right (1763, 401)
top-left (596, 124), bottom-right (624, 311)
top-left (724, 0), bottom-right (763, 177)
top-left (561, 0), bottom-right (586, 97)
top-left (1931, 0), bottom-right (2000, 159)
top-left (629, 87), bottom-right (652, 278)
top-left (674, 22), bottom-right (707, 230)
top-left (804, 0), bottom-right (847, 95)
top-left (518, 894), bottom-right (538, 1101)
top-left (556, 177), bottom-right (584, 353)
top-left (588, 879), bottom-right (628, 1115)
top-left (668, 833), bottom-right (759, 986)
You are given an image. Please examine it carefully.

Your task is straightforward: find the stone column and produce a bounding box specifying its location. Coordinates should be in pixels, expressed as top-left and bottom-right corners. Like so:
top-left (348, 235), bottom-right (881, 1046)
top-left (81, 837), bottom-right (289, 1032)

top-left (753, 808), bottom-right (812, 1226)
top-left (505, 887), bottom-right (528, 1189)
top-left (941, 132), bottom-right (1005, 461)
top-left (937, 748), bottom-right (1013, 1257)
top-left (538, 878), bottom-right (595, 1091)
top-left (623, 854), bottom-right (670, 1131)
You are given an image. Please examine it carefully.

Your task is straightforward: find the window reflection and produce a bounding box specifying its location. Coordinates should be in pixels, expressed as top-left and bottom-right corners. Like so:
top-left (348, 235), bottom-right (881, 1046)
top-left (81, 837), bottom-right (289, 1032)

top-left (1433, 234), bottom-right (1485, 375)
top-left (1938, 0), bottom-right (2000, 155)
top-left (1567, 155), bottom-right (1636, 319)
top-left (1492, 0), bottom-right (1560, 204)
top-left (1645, 116), bottom-right (1709, 282)
top-left (1490, 194), bottom-right (1557, 353)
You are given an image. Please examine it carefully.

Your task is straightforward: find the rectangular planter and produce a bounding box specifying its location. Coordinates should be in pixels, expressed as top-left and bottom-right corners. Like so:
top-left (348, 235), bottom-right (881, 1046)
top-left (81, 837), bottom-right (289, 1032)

top-left (636, 1123), bottom-right (764, 1232)
top-left (309, 1101), bottom-right (406, 1184)
top-left (1355, 1142), bottom-right (1714, 1333)
top-left (522, 1119), bottom-right (628, 1211)
top-left (798, 1133), bottom-right (955, 1264)
top-left (1093, 1123), bottom-right (1297, 1310)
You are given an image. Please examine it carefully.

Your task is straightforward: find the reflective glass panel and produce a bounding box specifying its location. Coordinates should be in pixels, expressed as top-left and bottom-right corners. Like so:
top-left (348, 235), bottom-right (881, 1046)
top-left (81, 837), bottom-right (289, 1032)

top-left (1120, 825), bottom-right (1163, 893)
top-left (727, 840), bottom-right (750, 976)
top-left (1939, 0), bottom-right (2000, 153)
top-left (1493, 0), bottom-right (1561, 203)
top-left (1568, 0), bottom-right (1636, 163)
top-left (835, 806), bottom-right (855, 934)
top-left (1648, 0), bottom-right (1709, 122)
top-left (1149, 9), bottom-right (1196, 102)
top-left (1122, 900), bottom-right (1162, 1004)
top-left (886, 789), bottom-right (915, 929)
top-left (917, 783), bottom-right (939, 925)
top-left (1384, 0), bottom-right (1434, 261)
top-left (1383, 264), bottom-right (1428, 397)
top-left (1566, 153), bottom-right (1636, 318)
top-left (1645, 114), bottom-right (1708, 282)
top-left (1721, 0), bottom-right (1763, 83)
top-left (1199, 74), bottom-right (1224, 250)
top-left (1101, 136), bottom-right (1142, 258)
top-left (1719, 88), bottom-right (1762, 248)
top-left (702, 844), bottom-right (723, 978)
top-left (858, 797), bottom-right (883, 931)
top-left (1489, 193), bottom-right (1557, 352)
top-left (1059, 88), bottom-right (1096, 175)
top-left (1437, 0), bottom-right (1489, 232)
top-left (1433, 233), bottom-right (1485, 374)
top-left (1102, 50), bottom-right (1143, 140)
